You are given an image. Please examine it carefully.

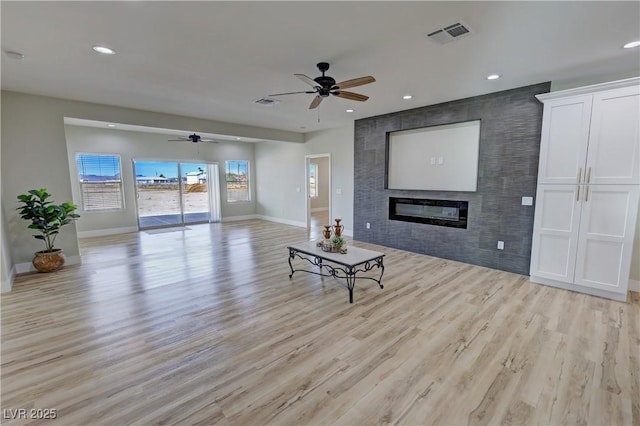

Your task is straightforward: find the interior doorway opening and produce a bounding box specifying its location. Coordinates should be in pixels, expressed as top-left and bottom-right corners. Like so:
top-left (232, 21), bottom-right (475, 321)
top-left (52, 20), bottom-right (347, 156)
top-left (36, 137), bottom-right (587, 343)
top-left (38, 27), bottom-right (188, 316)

top-left (305, 154), bottom-right (331, 236)
top-left (133, 160), bottom-right (221, 229)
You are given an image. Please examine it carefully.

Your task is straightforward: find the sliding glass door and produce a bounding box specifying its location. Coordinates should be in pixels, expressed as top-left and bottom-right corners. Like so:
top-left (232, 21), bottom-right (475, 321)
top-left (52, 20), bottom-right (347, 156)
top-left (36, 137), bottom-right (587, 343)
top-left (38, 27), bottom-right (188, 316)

top-left (181, 162), bottom-right (212, 224)
top-left (133, 161), bottom-right (220, 229)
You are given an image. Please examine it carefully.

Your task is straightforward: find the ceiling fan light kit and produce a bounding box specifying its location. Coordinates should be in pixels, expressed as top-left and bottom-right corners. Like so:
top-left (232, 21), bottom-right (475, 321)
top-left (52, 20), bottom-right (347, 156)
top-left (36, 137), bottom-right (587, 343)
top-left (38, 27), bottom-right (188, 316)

top-left (269, 62), bottom-right (375, 109)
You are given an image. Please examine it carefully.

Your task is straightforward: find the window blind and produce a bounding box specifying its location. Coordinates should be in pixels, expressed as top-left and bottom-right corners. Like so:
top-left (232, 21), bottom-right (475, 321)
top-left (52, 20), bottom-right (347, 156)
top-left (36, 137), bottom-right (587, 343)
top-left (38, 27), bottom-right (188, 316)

top-left (76, 154), bottom-right (124, 211)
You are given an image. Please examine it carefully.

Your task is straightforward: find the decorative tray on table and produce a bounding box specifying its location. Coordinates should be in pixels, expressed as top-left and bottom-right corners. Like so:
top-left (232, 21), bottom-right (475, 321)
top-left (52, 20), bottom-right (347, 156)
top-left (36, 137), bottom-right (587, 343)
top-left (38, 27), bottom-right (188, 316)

top-left (317, 218), bottom-right (348, 254)
top-left (317, 240), bottom-right (347, 254)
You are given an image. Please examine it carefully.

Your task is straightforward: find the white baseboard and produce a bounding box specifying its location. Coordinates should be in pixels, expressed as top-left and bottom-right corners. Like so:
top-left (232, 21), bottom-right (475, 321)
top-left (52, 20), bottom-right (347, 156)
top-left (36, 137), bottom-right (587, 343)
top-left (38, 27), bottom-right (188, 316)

top-left (1, 264), bottom-right (16, 293)
top-left (15, 255), bottom-right (82, 275)
top-left (258, 215), bottom-right (353, 235)
top-left (311, 207), bottom-right (329, 213)
top-left (259, 215), bottom-right (307, 229)
top-left (221, 215), bottom-right (260, 222)
top-left (530, 275), bottom-right (628, 302)
top-left (629, 279), bottom-right (640, 292)
top-left (78, 226), bottom-right (138, 238)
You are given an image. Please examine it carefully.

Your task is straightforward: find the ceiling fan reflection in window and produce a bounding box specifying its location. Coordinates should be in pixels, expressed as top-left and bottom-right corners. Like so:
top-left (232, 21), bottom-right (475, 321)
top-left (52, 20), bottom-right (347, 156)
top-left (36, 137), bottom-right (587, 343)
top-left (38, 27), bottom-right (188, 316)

top-left (269, 62), bottom-right (375, 109)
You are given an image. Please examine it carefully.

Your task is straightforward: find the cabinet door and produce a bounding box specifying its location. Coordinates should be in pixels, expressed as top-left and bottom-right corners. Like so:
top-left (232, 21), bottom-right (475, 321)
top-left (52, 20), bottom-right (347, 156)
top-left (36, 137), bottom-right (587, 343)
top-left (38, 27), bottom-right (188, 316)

top-left (586, 86), bottom-right (640, 185)
top-left (537, 96), bottom-right (592, 184)
top-left (574, 185), bottom-right (640, 294)
top-left (530, 185), bottom-right (583, 283)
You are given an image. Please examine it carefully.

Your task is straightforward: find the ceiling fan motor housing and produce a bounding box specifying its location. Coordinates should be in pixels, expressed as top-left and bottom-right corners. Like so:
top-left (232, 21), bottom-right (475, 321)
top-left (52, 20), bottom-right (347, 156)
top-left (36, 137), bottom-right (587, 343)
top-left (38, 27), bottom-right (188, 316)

top-left (314, 62), bottom-right (336, 96)
top-left (315, 76), bottom-right (336, 97)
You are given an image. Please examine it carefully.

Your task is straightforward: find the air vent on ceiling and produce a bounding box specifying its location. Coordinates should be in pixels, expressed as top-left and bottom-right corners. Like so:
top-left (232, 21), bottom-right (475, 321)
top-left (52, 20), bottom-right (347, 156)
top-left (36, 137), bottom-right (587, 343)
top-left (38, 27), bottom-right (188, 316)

top-left (427, 22), bottom-right (472, 44)
top-left (254, 97), bottom-right (280, 106)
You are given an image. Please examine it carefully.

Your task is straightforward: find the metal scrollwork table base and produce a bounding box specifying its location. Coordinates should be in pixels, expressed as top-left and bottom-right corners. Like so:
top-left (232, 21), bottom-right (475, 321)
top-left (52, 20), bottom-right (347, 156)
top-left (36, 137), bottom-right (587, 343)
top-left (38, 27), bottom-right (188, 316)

top-left (287, 241), bottom-right (385, 303)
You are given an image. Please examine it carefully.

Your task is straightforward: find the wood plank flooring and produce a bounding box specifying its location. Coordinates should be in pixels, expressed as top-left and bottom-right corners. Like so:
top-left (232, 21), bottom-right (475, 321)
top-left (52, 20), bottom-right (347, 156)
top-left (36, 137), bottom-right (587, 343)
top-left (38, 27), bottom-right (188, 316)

top-left (2, 219), bottom-right (639, 425)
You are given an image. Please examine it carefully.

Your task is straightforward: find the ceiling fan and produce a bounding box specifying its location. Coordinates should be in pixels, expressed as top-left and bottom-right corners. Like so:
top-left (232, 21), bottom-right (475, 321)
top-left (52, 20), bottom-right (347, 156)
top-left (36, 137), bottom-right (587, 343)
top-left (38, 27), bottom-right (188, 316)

top-left (269, 62), bottom-right (375, 109)
top-left (168, 133), bottom-right (216, 143)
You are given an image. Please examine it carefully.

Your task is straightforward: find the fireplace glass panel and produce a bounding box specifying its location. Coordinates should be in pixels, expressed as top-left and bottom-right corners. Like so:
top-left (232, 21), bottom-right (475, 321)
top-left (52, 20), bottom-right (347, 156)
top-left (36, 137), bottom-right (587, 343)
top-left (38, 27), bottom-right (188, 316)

top-left (389, 197), bottom-right (468, 229)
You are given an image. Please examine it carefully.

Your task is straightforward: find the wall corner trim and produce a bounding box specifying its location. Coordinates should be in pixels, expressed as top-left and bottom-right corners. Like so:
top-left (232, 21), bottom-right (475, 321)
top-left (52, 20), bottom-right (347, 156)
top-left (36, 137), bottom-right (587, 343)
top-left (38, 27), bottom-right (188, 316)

top-left (1, 265), bottom-right (16, 293)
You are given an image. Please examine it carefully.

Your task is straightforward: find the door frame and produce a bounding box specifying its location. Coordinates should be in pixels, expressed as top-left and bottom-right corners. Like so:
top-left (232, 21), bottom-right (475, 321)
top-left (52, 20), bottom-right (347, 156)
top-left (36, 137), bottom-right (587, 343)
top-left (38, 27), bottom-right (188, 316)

top-left (132, 158), bottom-right (221, 230)
top-left (305, 153), bottom-right (332, 230)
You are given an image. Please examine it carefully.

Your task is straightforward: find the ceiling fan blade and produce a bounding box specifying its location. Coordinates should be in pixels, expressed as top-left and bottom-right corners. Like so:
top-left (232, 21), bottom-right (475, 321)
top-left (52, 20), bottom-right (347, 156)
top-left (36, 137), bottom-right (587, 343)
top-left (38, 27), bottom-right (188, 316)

top-left (333, 76), bottom-right (376, 90)
top-left (268, 91), bottom-right (315, 96)
top-left (295, 74), bottom-right (320, 88)
top-left (309, 96), bottom-right (323, 109)
top-left (168, 138), bottom-right (189, 141)
top-left (333, 91), bottom-right (369, 102)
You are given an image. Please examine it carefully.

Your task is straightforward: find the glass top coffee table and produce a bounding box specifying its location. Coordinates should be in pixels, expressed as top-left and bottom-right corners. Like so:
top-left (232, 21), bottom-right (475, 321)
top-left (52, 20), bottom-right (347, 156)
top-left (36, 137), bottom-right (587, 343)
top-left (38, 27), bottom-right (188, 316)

top-left (287, 241), bottom-right (385, 303)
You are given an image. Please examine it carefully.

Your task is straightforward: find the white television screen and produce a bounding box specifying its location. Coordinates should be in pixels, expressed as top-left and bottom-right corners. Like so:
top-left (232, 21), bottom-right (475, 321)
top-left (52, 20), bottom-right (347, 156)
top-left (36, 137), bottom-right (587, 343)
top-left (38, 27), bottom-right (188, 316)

top-left (386, 120), bottom-right (480, 192)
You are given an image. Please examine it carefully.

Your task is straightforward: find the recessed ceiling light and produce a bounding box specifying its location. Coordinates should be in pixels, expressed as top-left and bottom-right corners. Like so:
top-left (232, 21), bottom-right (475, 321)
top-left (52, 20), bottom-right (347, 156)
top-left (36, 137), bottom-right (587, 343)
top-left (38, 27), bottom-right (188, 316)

top-left (5, 50), bottom-right (25, 60)
top-left (107, 124), bottom-right (116, 128)
top-left (402, 95), bottom-right (413, 100)
top-left (487, 74), bottom-right (501, 80)
top-left (623, 40), bottom-right (640, 49)
top-left (236, 137), bottom-right (242, 140)
top-left (92, 45), bottom-right (116, 55)
top-left (346, 109), bottom-right (354, 113)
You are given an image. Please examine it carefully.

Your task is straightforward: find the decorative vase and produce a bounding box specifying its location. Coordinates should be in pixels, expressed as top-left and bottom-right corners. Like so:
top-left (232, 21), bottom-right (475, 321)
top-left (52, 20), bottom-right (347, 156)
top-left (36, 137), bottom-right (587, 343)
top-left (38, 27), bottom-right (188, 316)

top-left (32, 249), bottom-right (65, 273)
top-left (333, 218), bottom-right (343, 237)
top-left (323, 225), bottom-right (332, 240)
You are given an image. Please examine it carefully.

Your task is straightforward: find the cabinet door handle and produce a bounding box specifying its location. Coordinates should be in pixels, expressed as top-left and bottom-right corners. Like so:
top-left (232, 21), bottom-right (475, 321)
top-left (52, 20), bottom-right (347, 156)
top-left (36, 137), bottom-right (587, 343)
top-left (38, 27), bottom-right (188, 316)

top-left (576, 185), bottom-right (580, 202)
top-left (587, 167), bottom-right (591, 184)
top-left (585, 186), bottom-right (589, 202)
top-left (577, 167), bottom-right (582, 184)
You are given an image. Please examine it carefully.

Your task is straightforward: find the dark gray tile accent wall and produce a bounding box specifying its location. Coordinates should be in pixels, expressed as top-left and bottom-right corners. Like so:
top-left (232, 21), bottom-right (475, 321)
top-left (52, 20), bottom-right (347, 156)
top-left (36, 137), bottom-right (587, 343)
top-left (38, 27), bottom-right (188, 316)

top-left (354, 82), bottom-right (551, 275)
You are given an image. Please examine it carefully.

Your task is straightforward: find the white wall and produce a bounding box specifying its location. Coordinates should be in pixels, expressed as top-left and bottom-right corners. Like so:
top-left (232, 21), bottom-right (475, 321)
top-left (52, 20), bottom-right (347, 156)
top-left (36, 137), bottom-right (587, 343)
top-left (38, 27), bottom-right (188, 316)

top-left (310, 156), bottom-right (329, 210)
top-left (254, 124), bottom-right (354, 233)
top-left (254, 141), bottom-right (307, 227)
top-left (65, 125), bottom-right (256, 234)
top-left (1, 202), bottom-right (15, 292)
top-left (306, 125), bottom-right (354, 231)
top-left (632, 201), bottom-right (640, 283)
top-left (1, 90), bottom-right (302, 268)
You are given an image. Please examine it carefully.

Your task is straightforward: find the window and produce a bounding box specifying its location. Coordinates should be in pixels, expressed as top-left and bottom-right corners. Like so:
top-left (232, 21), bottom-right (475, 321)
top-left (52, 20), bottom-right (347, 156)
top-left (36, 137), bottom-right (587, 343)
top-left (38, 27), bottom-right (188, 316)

top-left (76, 153), bottom-right (124, 211)
top-left (225, 160), bottom-right (250, 202)
top-left (309, 163), bottom-right (318, 198)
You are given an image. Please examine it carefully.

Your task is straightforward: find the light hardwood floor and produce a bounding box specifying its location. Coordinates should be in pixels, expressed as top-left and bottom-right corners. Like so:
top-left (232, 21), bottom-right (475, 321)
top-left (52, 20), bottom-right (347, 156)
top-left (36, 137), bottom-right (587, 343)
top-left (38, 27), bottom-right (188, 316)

top-left (2, 219), bottom-right (639, 425)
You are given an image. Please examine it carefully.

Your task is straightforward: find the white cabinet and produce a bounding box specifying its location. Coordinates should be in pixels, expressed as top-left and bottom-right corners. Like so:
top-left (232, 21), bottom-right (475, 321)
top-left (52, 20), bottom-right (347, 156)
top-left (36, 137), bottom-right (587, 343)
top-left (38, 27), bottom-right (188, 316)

top-left (537, 96), bottom-right (592, 185)
top-left (530, 185), bottom-right (639, 295)
top-left (530, 185), bottom-right (581, 283)
top-left (537, 85), bottom-right (640, 185)
top-left (586, 87), bottom-right (640, 185)
top-left (573, 185), bottom-right (639, 293)
top-left (530, 78), bottom-right (640, 301)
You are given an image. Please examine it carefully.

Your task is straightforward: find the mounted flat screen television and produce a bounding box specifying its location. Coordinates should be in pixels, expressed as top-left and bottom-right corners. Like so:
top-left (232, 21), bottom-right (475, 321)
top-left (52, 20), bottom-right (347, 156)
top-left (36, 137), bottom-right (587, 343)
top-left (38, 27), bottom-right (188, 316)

top-left (386, 120), bottom-right (480, 192)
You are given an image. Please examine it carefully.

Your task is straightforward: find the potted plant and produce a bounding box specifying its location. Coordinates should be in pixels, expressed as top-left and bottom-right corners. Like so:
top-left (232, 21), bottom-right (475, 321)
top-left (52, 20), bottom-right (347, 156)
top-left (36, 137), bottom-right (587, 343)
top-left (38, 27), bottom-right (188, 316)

top-left (16, 188), bottom-right (80, 272)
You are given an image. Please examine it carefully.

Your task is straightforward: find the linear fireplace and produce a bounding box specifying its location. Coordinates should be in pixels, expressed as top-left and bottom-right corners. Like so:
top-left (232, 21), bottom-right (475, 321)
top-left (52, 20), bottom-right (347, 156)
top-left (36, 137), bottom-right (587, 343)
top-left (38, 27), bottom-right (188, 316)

top-left (389, 197), bottom-right (468, 229)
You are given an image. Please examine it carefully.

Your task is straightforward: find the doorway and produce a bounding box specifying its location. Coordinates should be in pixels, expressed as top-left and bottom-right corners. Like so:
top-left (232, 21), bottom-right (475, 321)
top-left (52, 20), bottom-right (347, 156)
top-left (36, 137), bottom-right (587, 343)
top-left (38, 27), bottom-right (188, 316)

top-left (305, 154), bottom-right (331, 234)
top-left (133, 160), bottom-right (221, 229)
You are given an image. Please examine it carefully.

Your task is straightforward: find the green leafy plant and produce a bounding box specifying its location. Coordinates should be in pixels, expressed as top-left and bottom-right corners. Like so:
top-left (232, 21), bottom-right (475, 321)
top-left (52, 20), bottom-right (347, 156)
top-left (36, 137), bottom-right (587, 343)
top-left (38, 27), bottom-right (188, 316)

top-left (331, 235), bottom-right (344, 246)
top-left (16, 189), bottom-right (80, 253)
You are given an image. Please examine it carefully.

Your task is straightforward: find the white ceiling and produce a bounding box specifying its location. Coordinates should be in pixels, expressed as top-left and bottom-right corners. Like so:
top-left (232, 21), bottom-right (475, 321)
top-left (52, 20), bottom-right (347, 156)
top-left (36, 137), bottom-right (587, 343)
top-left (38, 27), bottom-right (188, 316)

top-left (2, 2), bottom-right (639, 136)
